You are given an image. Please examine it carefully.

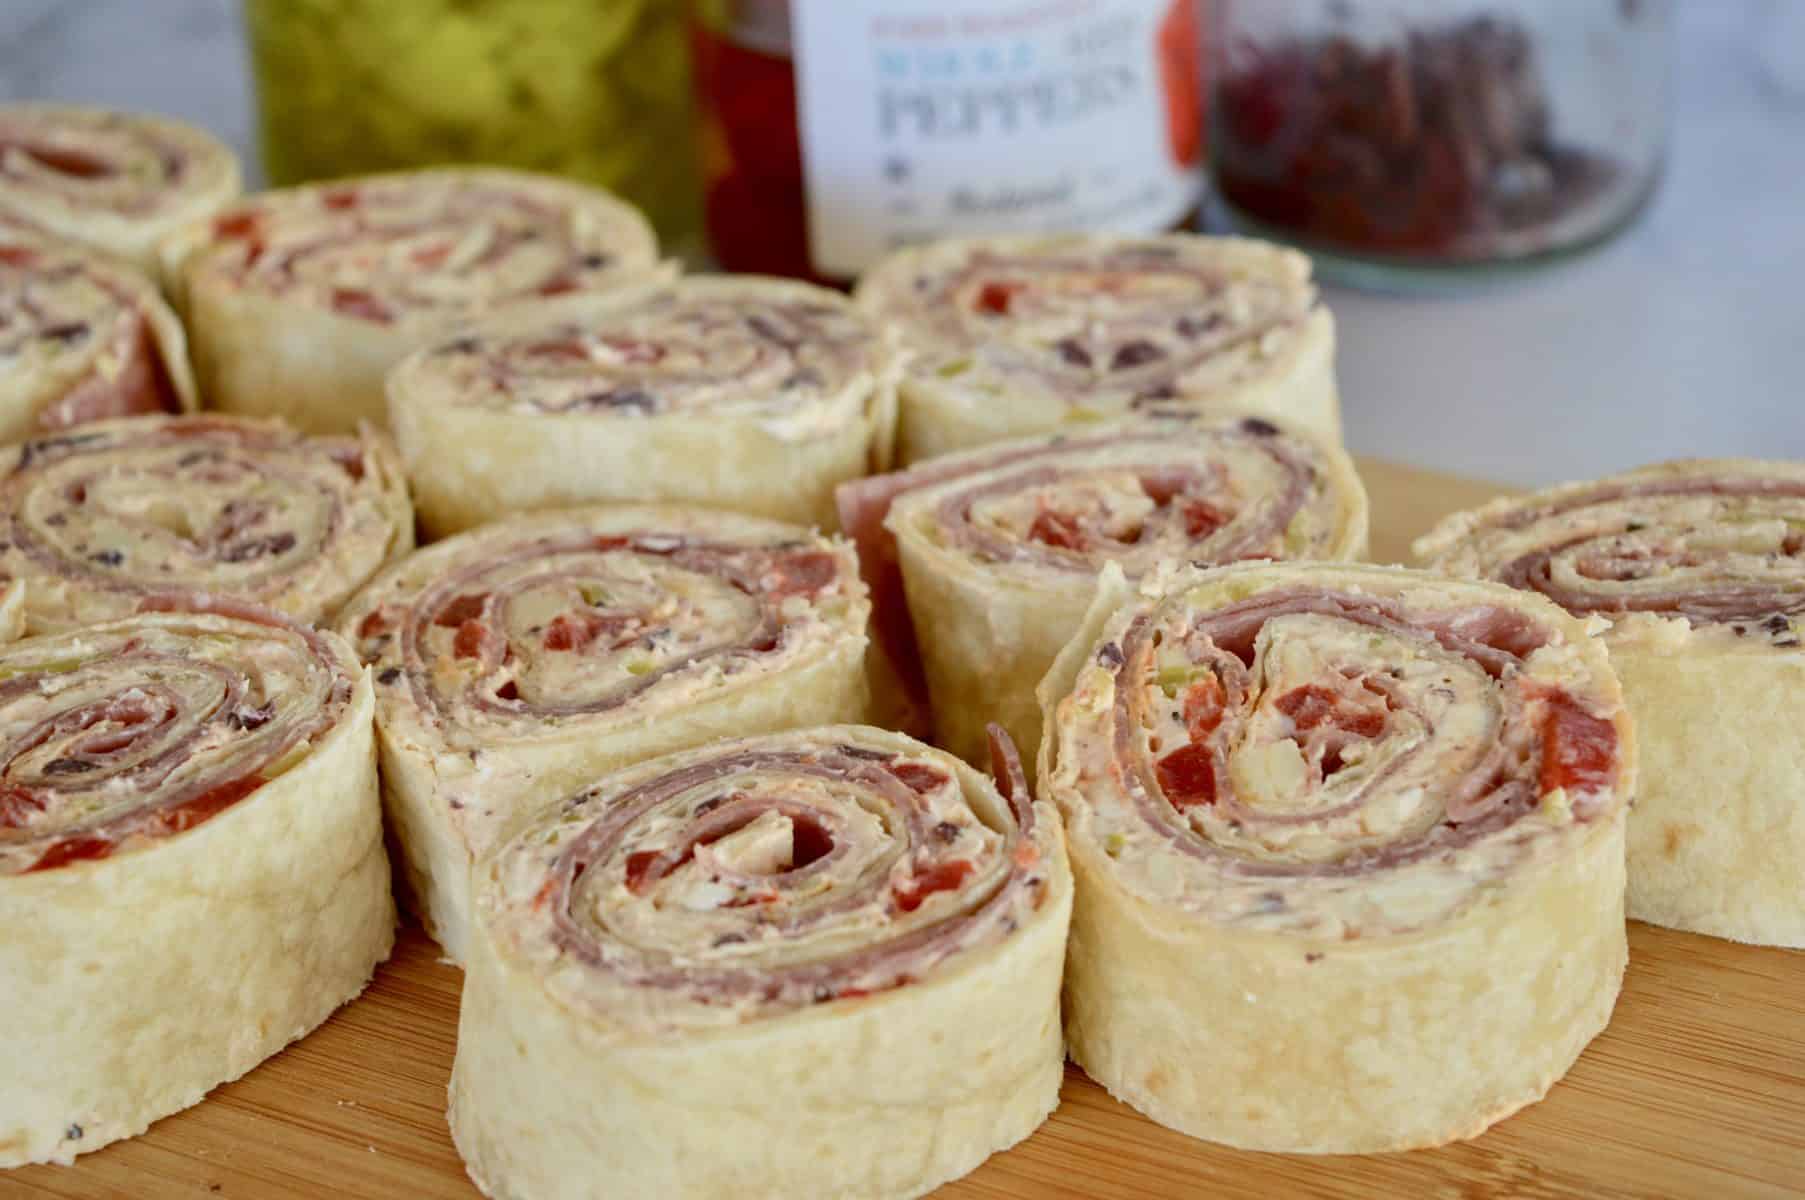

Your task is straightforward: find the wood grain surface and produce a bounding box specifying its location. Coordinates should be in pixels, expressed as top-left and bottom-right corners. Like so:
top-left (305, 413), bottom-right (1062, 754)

top-left (11, 459), bottom-right (1804, 1200)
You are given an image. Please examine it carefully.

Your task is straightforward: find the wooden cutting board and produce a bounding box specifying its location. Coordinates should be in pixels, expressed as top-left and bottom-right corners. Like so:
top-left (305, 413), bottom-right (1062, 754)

top-left (12, 459), bottom-right (1805, 1200)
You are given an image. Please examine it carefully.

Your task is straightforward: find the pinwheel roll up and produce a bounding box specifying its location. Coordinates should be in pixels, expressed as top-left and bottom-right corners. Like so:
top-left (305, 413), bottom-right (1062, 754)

top-left (0, 232), bottom-right (196, 444)
top-left (0, 415), bottom-right (412, 635)
top-left (0, 600), bottom-right (391, 1166)
top-left (838, 414), bottom-right (1367, 770)
top-left (450, 724), bottom-right (1070, 1200)
top-left (337, 506), bottom-right (871, 962)
top-left (0, 103), bottom-right (239, 278)
top-left (1038, 562), bottom-right (1632, 1153)
top-left (388, 276), bottom-right (899, 537)
top-left (1416, 459), bottom-right (1805, 947)
top-left (165, 167), bottom-right (665, 434)
top-left (855, 234), bottom-right (1339, 463)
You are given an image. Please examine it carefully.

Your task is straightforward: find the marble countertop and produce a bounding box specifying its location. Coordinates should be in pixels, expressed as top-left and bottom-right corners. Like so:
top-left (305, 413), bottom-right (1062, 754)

top-left (4, 0), bottom-right (1799, 487)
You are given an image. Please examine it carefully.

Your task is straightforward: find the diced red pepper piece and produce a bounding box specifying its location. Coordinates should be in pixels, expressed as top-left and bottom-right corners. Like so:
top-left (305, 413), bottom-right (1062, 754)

top-left (542, 611), bottom-right (634, 653)
top-left (1275, 684), bottom-right (1385, 738)
top-left (1027, 508), bottom-right (1086, 551)
top-left (1155, 742), bottom-right (1217, 809)
top-left (28, 835), bottom-right (112, 872)
top-left (975, 282), bottom-right (1021, 316)
top-left (1538, 691), bottom-right (1618, 796)
top-left (212, 211), bottom-right (260, 240)
top-left (1181, 498), bottom-right (1228, 539)
top-left (893, 860), bottom-right (974, 912)
top-left (624, 850), bottom-right (661, 894)
top-left (891, 762), bottom-right (948, 794)
top-left (452, 619), bottom-right (490, 660)
top-left (434, 594), bottom-right (489, 627)
top-left (1183, 675), bottom-right (1226, 738)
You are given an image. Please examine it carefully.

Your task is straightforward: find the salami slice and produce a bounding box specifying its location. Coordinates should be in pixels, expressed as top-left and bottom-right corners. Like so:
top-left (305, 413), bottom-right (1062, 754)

top-left (855, 233), bottom-right (1339, 463)
top-left (1416, 458), bottom-right (1805, 947)
top-left (388, 275), bottom-right (899, 537)
top-left (336, 505), bottom-right (871, 962)
top-left (0, 232), bottom-right (195, 444)
top-left (0, 602), bottom-right (390, 1165)
top-left (0, 414), bottom-right (412, 635)
top-left (0, 103), bottom-right (239, 278)
top-left (164, 167), bottom-right (666, 434)
top-left (449, 724), bottom-right (1070, 1200)
top-left (1038, 561), bottom-right (1632, 1152)
top-left (837, 413), bottom-right (1366, 766)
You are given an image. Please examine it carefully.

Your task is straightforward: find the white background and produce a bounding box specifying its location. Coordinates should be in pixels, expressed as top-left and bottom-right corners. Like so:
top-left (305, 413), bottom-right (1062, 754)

top-left (2, 0), bottom-right (1800, 488)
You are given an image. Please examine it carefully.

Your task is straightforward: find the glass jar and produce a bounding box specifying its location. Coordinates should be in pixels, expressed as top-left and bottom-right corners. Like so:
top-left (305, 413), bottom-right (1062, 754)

top-left (691, 0), bottom-right (1208, 283)
top-left (243, 0), bottom-right (702, 249)
top-left (1207, 0), bottom-right (1672, 289)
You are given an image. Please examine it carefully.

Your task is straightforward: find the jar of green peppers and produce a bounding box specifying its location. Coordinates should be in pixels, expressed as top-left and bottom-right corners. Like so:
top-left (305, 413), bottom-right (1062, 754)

top-left (243, 0), bottom-right (700, 248)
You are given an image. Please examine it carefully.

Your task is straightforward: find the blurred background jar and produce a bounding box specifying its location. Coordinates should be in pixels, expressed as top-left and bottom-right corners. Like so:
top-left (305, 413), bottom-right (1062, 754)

top-left (1208, 0), bottom-right (1673, 289)
top-left (692, 0), bottom-right (1207, 283)
top-left (243, 0), bottom-right (701, 249)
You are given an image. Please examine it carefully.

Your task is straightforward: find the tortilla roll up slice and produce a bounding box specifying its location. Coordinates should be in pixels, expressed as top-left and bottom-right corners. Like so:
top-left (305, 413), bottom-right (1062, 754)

top-left (0, 599), bottom-right (391, 1166)
top-left (0, 231), bottom-right (196, 444)
top-left (1416, 458), bottom-right (1805, 947)
top-left (388, 275), bottom-right (900, 537)
top-left (1039, 561), bottom-right (1633, 1153)
top-left (336, 505), bottom-right (871, 963)
top-left (0, 102), bottom-right (239, 278)
top-left (165, 167), bottom-right (666, 434)
top-left (450, 724), bottom-right (1071, 1200)
top-left (855, 233), bottom-right (1340, 463)
top-left (0, 414), bottom-right (412, 636)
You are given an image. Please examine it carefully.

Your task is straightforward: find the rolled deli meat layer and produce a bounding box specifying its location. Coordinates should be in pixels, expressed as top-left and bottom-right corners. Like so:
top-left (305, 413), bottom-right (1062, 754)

top-left (1417, 459), bottom-right (1805, 946)
top-left (0, 600), bottom-right (392, 1165)
top-left (838, 413), bottom-right (1367, 769)
top-left (449, 724), bottom-right (1071, 1200)
top-left (0, 103), bottom-right (240, 277)
top-left (388, 275), bottom-right (899, 537)
top-left (165, 167), bottom-right (664, 434)
top-left (1039, 562), bottom-right (1633, 1153)
top-left (855, 234), bottom-right (1340, 463)
top-left (0, 231), bottom-right (195, 443)
top-left (0, 415), bottom-right (413, 635)
top-left (337, 505), bottom-right (871, 962)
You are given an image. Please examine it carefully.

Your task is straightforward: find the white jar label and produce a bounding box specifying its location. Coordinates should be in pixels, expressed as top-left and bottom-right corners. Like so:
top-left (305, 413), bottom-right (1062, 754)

top-left (790, 0), bottom-right (1205, 277)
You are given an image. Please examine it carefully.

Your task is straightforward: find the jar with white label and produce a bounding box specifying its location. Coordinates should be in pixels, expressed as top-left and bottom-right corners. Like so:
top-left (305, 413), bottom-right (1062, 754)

top-left (690, 0), bottom-right (1206, 282)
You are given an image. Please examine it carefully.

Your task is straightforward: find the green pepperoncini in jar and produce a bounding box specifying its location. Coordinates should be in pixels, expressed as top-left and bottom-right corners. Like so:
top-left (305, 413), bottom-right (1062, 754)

top-left (244, 0), bottom-right (700, 247)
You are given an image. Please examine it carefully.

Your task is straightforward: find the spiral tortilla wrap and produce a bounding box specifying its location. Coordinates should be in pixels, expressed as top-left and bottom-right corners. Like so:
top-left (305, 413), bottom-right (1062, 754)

top-left (0, 232), bottom-right (195, 444)
top-left (450, 723), bottom-right (1071, 1200)
top-left (337, 505), bottom-right (871, 962)
top-left (855, 234), bottom-right (1339, 463)
top-left (1038, 561), bottom-right (1631, 1152)
top-left (0, 414), bottom-right (412, 635)
top-left (1416, 458), bottom-right (1805, 946)
top-left (0, 600), bottom-right (391, 1165)
top-left (165, 167), bottom-right (666, 434)
top-left (0, 103), bottom-right (239, 278)
top-left (388, 275), bottom-right (899, 537)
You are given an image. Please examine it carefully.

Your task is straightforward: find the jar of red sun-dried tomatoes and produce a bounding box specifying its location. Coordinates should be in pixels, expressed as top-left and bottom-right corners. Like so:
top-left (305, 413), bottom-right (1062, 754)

top-left (1208, 0), bottom-right (1672, 288)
